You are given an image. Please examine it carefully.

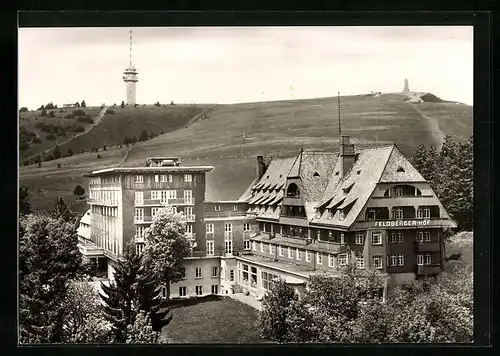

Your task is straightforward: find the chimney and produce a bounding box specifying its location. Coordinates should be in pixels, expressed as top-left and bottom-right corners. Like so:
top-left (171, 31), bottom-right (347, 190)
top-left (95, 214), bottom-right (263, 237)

top-left (340, 135), bottom-right (356, 178)
top-left (256, 155), bottom-right (265, 180)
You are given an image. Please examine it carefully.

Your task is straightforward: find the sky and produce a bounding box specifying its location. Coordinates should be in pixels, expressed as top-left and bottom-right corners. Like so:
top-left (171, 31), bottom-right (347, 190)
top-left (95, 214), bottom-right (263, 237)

top-left (18, 26), bottom-right (473, 109)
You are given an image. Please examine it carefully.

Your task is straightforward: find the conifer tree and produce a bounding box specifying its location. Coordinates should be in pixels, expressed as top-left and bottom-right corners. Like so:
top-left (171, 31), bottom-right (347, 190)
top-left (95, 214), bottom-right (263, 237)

top-left (53, 145), bottom-right (62, 159)
top-left (51, 197), bottom-right (74, 223)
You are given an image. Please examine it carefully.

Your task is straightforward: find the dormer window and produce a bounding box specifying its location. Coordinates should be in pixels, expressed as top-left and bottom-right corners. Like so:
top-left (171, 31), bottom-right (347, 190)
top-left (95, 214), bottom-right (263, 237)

top-left (266, 175), bottom-right (270, 179)
top-left (397, 166), bottom-right (405, 173)
top-left (335, 171), bottom-right (340, 176)
top-left (286, 183), bottom-right (300, 197)
top-left (339, 209), bottom-right (345, 220)
top-left (356, 170), bottom-right (361, 175)
top-left (313, 172), bottom-right (320, 177)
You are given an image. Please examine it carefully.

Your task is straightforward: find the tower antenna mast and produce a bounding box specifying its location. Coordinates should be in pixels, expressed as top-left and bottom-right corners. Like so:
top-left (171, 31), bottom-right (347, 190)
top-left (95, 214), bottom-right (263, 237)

top-left (129, 29), bottom-right (132, 67)
top-left (338, 92), bottom-right (341, 136)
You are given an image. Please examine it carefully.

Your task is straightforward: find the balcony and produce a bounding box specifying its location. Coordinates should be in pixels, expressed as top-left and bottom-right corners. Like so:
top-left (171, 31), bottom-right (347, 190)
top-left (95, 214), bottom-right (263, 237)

top-left (135, 199), bottom-right (162, 206)
top-left (415, 242), bottom-right (440, 252)
top-left (167, 198), bottom-right (195, 205)
top-left (134, 216), bottom-right (153, 224)
top-left (282, 196), bottom-right (303, 206)
top-left (279, 216), bottom-right (309, 227)
top-left (87, 199), bottom-right (118, 207)
top-left (417, 264), bottom-right (441, 276)
top-left (204, 211), bottom-right (253, 219)
top-left (186, 214), bottom-right (196, 222)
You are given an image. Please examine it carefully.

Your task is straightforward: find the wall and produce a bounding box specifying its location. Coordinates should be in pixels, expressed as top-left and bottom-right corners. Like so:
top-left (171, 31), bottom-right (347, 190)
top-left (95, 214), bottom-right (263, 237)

top-left (219, 257), bottom-right (238, 295)
top-left (170, 257), bottom-right (221, 298)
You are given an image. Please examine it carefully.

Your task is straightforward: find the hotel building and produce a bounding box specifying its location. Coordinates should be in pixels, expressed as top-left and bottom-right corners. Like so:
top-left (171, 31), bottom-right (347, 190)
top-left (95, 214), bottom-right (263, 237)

top-left (78, 136), bottom-right (456, 299)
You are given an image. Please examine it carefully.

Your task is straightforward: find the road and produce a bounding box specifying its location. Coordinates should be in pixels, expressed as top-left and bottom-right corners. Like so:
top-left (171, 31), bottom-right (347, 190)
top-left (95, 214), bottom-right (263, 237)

top-left (405, 102), bottom-right (445, 150)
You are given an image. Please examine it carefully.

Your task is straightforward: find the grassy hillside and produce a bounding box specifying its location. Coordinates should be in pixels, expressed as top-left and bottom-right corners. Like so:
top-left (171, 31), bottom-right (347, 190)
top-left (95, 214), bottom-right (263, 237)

top-left (19, 107), bottom-right (103, 161)
top-left (19, 94), bottom-right (473, 211)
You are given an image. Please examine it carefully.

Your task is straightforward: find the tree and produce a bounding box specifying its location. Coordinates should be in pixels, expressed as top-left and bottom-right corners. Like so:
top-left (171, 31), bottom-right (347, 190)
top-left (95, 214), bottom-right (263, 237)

top-left (53, 145), bottom-right (61, 159)
top-left (39, 105), bottom-right (45, 110)
top-left (75, 102), bottom-right (80, 107)
top-left (46, 102), bottom-right (55, 110)
top-left (258, 278), bottom-right (298, 343)
top-left (81, 100), bottom-right (86, 108)
top-left (103, 144), bottom-right (107, 151)
top-left (121, 101), bottom-right (125, 108)
top-left (139, 129), bottom-right (149, 142)
top-left (49, 111), bottom-right (55, 118)
top-left (51, 197), bottom-right (74, 223)
top-left (61, 282), bottom-right (112, 343)
top-left (19, 186), bottom-right (32, 216)
top-left (141, 205), bottom-right (192, 299)
top-left (19, 214), bottom-right (84, 343)
top-left (126, 311), bottom-right (162, 344)
top-left (41, 109), bottom-right (48, 117)
top-left (20, 107), bottom-right (29, 112)
top-left (73, 184), bottom-right (85, 197)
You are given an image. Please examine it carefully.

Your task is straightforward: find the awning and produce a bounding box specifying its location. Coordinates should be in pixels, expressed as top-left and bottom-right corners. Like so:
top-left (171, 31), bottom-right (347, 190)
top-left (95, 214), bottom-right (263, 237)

top-left (338, 197), bottom-right (358, 210)
top-left (326, 196), bottom-right (345, 209)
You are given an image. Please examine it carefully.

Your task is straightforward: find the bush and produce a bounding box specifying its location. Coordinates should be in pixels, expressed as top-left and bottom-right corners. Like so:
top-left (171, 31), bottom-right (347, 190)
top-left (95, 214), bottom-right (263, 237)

top-left (45, 102), bottom-right (55, 110)
top-left (72, 109), bottom-right (86, 117)
top-left (106, 108), bottom-right (115, 114)
top-left (49, 111), bottom-right (55, 118)
top-left (96, 154), bottom-right (102, 159)
top-left (46, 134), bottom-right (56, 140)
top-left (77, 116), bottom-right (93, 124)
top-left (19, 107), bottom-right (28, 112)
top-left (73, 185), bottom-right (85, 197)
top-left (73, 126), bottom-right (85, 133)
top-left (40, 109), bottom-right (47, 117)
top-left (121, 101), bottom-right (125, 108)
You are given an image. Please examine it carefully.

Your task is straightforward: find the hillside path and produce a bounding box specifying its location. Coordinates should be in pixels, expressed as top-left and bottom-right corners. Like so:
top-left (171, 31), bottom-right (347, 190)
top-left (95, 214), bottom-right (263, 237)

top-left (119, 145), bottom-right (133, 167)
top-left (24, 106), bottom-right (108, 161)
top-left (405, 102), bottom-right (445, 150)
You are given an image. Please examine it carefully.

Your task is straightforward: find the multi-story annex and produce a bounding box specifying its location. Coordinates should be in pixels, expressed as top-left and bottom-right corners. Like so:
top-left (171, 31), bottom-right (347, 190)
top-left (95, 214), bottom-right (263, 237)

top-left (77, 135), bottom-right (456, 300)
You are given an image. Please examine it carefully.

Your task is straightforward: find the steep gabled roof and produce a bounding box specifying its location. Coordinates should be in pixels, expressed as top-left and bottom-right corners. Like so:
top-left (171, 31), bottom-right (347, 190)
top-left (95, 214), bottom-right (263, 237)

top-left (298, 151), bottom-right (338, 203)
top-left (379, 145), bottom-right (427, 183)
top-left (312, 145), bottom-right (395, 228)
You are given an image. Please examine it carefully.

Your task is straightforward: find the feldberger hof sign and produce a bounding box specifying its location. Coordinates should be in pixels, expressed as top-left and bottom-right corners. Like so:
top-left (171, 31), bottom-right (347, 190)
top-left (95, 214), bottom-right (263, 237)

top-left (374, 220), bottom-right (431, 228)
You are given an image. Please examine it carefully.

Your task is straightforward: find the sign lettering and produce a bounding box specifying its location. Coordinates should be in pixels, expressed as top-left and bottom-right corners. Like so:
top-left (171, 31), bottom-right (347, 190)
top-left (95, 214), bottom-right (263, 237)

top-left (374, 220), bottom-right (431, 228)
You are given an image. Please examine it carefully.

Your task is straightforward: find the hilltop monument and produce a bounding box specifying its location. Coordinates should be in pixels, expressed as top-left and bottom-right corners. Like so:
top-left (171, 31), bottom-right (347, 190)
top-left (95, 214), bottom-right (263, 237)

top-left (122, 30), bottom-right (138, 105)
top-left (403, 78), bottom-right (410, 93)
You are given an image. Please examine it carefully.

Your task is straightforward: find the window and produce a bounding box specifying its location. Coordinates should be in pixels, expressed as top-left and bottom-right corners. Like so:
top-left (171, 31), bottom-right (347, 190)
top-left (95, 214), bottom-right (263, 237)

top-left (397, 232), bottom-right (404, 243)
top-left (168, 174), bottom-right (173, 183)
top-left (397, 254), bottom-right (405, 266)
top-left (395, 187), bottom-right (403, 197)
top-left (296, 249), bottom-right (302, 261)
top-left (280, 225), bottom-right (283, 235)
top-left (269, 244), bottom-right (273, 254)
top-left (356, 256), bottom-right (365, 269)
top-left (372, 231), bottom-right (382, 245)
top-left (244, 240), bottom-right (250, 250)
top-left (423, 208), bottom-right (431, 219)
top-left (393, 208), bottom-right (403, 220)
top-left (151, 207), bottom-right (159, 217)
top-left (224, 223), bottom-right (232, 235)
top-left (260, 242), bottom-right (265, 253)
top-left (229, 269), bottom-right (235, 281)
top-left (135, 191), bottom-right (143, 204)
top-left (417, 231), bottom-right (424, 242)
top-left (134, 175), bottom-right (143, 183)
top-left (206, 223), bottom-right (214, 234)
top-left (252, 241), bottom-right (257, 251)
top-left (355, 232), bottom-right (364, 245)
top-left (211, 285), bottom-right (218, 294)
top-left (250, 267), bottom-right (258, 288)
top-left (184, 174), bottom-right (192, 182)
top-left (317, 230), bottom-right (321, 240)
top-left (195, 286), bottom-right (203, 296)
top-left (338, 254), bottom-right (348, 266)
top-left (424, 253), bottom-right (432, 265)
top-left (233, 204), bottom-right (238, 211)
top-left (262, 271), bottom-right (280, 290)
top-left (215, 205), bottom-right (220, 211)
top-left (212, 267), bottom-right (218, 277)
top-left (184, 190), bottom-right (193, 203)
top-left (179, 286), bottom-right (187, 297)
top-left (367, 209), bottom-right (376, 220)
top-left (390, 232), bottom-right (397, 244)
top-left (195, 268), bottom-right (202, 278)
top-left (278, 245), bottom-right (283, 256)
top-left (316, 252), bottom-right (323, 265)
top-left (328, 254), bottom-right (335, 267)
top-left (135, 208), bottom-right (144, 221)
top-left (160, 174), bottom-right (168, 182)
top-left (288, 247), bottom-right (293, 259)
top-left (424, 231), bottom-right (431, 242)
top-left (390, 255), bottom-right (398, 266)
top-left (206, 241), bottom-right (214, 256)
top-left (373, 256), bottom-right (383, 269)
top-left (186, 224), bottom-right (193, 233)
top-left (339, 209), bottom-right (345, 220)
top-left (172, 206), bottom-right (178, 214)
top-left (151, 190), bottom-right (160, 200)
top-left (417, 208), bottom-right (423, 219)
top-left (243, 223), bottom-right (250, 232)
top-left (417, 254), bottom-right (424, 266)
top-left (340, 233), bottom-right (345, 245)
top-left (305, 250), bottom-right (311, 262)
top-left (154, 175), bottom-right (159, 183)
top-left (242, 264), bottom-right (249, 285)
top-left (184, 206), bottom-right (193, 218)
top-left (225, 239), bottom-right (233, 255)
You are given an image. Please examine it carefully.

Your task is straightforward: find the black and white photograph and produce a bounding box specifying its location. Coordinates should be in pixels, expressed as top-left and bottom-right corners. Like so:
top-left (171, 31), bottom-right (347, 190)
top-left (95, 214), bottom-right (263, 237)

top-left (18, 24), bottom-right (475, 344)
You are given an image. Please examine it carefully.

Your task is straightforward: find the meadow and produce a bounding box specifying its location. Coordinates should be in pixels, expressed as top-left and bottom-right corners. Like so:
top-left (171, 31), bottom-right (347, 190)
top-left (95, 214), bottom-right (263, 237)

top-left (19, 93), bottom-right (473, 211)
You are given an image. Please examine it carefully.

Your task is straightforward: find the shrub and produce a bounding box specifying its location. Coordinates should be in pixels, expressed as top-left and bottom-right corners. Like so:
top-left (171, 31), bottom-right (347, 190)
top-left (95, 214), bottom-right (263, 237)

top-left (19, 107), bottom-right (29, 112)
top-left (73, 126), bottom-right (85, 133)
top-left (96, 154), bottom-right (102, 159)
top-left (73, 185), bottom-right (85, 197)
top-left (72, 109), bottom-right (86, 117)
top-left (121, 101), bottom-right (125, 108)
top-left (40, 109), bottom-right (47, 117)
top-left (106, 108), bottom-right (115, 114)
top-left (77, 116), bottom-right (93, 124)
top-left (48, 111), bottom-right (55, 118)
